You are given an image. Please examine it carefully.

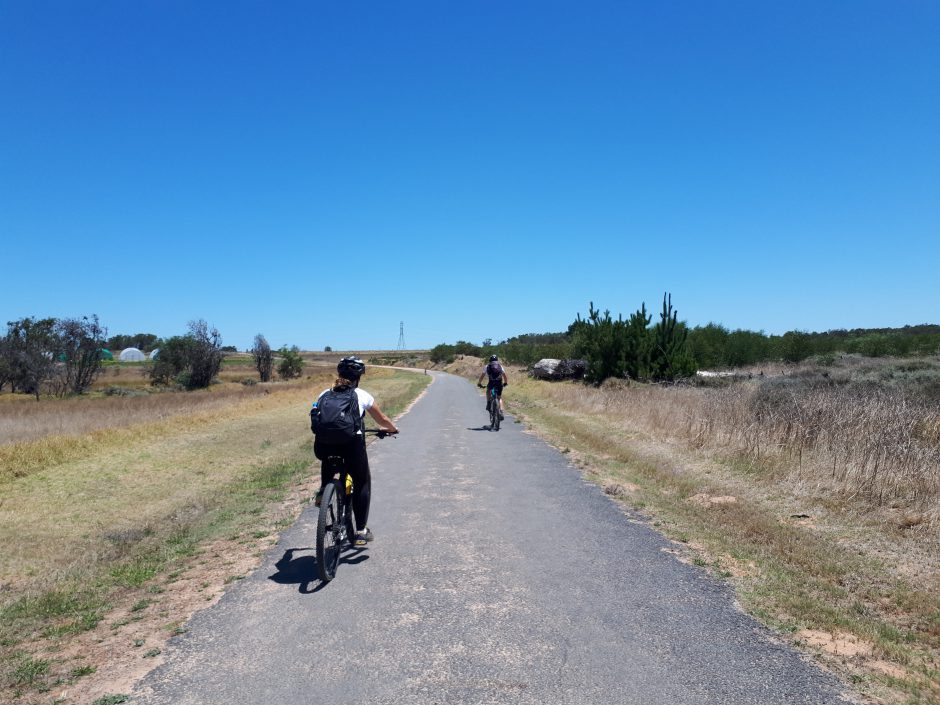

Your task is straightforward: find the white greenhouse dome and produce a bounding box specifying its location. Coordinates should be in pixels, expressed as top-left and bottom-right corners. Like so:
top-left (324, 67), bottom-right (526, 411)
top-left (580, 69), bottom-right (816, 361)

top-left (119, 347), bottom-right (146, 362)
top-left (149, 348), bottom-right (160, 360)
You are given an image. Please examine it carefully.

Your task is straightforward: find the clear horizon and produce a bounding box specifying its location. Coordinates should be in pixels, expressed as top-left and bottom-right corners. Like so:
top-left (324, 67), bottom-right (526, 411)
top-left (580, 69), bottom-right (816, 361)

top-left (2, 2), bottom-right (938, 351)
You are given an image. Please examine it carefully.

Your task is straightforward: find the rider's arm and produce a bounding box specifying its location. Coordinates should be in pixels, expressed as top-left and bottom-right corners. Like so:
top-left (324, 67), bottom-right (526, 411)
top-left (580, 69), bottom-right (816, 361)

top-left (501, 370), bottom-right (508, 385)
top-left (366, 403), bottom-right (399, 434)
top-left (477, 372), bottom-right (486, 385)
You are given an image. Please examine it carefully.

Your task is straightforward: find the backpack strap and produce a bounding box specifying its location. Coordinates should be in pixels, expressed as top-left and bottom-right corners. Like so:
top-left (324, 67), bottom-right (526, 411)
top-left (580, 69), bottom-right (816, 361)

top-left (349, 387), bottom-right (363, 436)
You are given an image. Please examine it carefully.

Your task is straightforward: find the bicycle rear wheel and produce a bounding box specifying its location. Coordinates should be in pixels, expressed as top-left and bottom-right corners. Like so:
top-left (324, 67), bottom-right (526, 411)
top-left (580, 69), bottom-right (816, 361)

top-left (490, 393), bottom-right (500, 431)
top-left (316, 482), bottom-right (341, 582)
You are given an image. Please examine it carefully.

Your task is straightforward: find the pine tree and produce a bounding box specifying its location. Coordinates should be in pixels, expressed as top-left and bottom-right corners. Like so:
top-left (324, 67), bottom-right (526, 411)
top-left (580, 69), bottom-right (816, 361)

top-left (623, 303), bottom-right (653, 380)
top-left (650, 293), bottom-right (696, 381)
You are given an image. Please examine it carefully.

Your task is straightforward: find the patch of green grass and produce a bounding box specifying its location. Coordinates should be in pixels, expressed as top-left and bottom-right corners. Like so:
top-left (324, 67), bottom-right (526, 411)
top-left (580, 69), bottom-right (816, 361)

top-left (131, 598), bottom-right (151, 612)
top-left (166, 530), bottom-right (199, 558)
top-left (109, 557), bottom-right (160, 588)
top-left (1, 590), bottom-right (107, 645)
top-left (162, 621), bottom-right (187, 635)
top-left (70, 664), bottom-right (96, 678)
top-left (91, 695), bottom-right (129, 705)
top-left (43, 611), bottom-right (103, 638)
top-left (6, 653), bottom-right (49, 687)
top-left (143, 648), bottom-right (161, 658)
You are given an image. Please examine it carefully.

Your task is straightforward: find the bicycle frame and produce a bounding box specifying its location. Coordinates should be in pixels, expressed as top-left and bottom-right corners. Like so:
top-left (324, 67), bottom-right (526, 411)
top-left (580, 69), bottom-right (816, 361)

top-left (489, 386), bottom-right (501, 431)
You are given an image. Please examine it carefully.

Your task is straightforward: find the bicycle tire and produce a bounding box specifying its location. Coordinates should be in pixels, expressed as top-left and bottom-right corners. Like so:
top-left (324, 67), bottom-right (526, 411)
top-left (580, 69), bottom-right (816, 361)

top-left (316, 482), bottom-right (341, 582)
top-left (490, 391), bottom-right (500, 431)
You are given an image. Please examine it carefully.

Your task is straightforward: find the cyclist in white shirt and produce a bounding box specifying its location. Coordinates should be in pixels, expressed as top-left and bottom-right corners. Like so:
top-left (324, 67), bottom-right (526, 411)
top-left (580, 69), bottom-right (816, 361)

top-left (313, 357), bottom-right (398, 546)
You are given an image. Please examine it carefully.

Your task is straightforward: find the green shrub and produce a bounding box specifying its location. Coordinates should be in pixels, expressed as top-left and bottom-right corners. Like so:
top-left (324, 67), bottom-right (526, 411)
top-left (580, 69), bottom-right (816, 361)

top-left (150, 320), bottom-right (223, 390)
top-left (277, 346), bottom-right (304, 379)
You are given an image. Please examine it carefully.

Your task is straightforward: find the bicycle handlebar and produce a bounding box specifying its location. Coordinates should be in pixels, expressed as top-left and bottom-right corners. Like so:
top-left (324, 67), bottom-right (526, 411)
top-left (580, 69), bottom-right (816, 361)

top-left (365, 429), bottom-right (398, 439)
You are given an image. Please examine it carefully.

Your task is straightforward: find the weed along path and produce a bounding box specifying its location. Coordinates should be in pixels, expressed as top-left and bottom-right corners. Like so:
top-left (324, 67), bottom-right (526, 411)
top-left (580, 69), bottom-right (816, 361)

top-left (133, 372), bottom-right (850, 705)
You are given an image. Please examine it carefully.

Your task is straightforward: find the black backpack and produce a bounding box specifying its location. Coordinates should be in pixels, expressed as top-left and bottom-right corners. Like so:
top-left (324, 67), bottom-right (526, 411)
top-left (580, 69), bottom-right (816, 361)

top-left (310, 387), bottom-right (362, 444)
top-left (486, 362), bottom-right (503, 381)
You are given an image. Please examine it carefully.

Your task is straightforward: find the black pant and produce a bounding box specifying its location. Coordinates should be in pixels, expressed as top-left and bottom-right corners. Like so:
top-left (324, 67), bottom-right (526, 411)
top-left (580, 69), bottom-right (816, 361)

top-left (314, 436), bottom-right (372, 530)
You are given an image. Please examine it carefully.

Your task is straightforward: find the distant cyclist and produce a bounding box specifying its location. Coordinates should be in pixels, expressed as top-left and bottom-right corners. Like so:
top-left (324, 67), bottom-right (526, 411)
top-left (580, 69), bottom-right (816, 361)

top-left (477, 354), bottom-right (508, 420)
top-left (312, 357), bottom-right (398, 546)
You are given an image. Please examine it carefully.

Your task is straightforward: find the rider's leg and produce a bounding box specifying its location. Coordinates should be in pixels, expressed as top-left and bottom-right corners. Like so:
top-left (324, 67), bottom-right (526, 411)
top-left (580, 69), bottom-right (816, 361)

top-left (313, 440), bottom-right (333, 504)
top-left (346, 437), bottom-right (372, 531)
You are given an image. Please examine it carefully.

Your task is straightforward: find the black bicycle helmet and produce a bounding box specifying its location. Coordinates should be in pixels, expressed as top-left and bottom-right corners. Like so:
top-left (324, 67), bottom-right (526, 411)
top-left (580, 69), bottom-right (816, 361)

top-left (337, 356), bottom-right (366, 381)
top-left (489, 355), bottom-right (498, 362)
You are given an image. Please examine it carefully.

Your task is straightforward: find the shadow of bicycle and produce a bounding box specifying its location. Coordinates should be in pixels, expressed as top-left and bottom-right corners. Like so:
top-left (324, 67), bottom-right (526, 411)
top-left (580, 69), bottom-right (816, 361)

top-left (268, 547), bottom-right (369, 593)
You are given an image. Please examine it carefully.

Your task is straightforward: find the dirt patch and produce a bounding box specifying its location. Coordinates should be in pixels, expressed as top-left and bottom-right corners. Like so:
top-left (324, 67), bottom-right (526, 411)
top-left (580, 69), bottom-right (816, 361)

top-left (866, 660), bottom-right (909, 679)
top-left (603, 482), bottom-right (638, 497)
top-left (797, 629), bottom-right (874, 659)
top-left (688, 493), bottom-right (738, 507)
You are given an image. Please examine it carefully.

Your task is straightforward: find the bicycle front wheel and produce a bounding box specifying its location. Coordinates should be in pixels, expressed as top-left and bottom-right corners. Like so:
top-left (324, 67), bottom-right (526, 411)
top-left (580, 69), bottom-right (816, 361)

top-left (316, 482), bottom-right (341, 582)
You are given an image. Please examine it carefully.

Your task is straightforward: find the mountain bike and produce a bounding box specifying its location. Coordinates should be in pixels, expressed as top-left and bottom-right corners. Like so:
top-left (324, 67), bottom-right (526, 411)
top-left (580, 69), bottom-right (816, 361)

top-left (488, 386), bottom-right (501, 431)
top-left (315, 430), bottom-right (392, 582)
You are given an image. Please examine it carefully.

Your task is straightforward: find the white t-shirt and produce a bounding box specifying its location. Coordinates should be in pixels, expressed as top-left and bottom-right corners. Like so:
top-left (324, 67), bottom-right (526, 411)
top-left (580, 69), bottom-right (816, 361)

top-left (315, 386), bottom-right (374, 434)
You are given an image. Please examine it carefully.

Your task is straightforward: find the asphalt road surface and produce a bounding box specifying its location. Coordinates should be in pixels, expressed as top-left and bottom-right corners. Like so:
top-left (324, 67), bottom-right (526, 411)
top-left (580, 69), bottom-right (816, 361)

top-left (133, 371), bottom-right (851, 705)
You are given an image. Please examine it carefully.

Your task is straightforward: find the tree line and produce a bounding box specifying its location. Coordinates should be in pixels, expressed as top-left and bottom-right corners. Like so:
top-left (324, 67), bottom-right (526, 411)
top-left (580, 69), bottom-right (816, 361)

top-left (1, 316), bottom-right (306, 399)
top-left (431, 296), bottom-right (940, 385)
top-left (0, 316), bottom-right (108, 399)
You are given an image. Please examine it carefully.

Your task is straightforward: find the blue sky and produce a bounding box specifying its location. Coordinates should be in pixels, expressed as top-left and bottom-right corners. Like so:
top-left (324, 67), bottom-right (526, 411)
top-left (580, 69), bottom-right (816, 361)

top-left (2, 1), bottom-right (938, 351)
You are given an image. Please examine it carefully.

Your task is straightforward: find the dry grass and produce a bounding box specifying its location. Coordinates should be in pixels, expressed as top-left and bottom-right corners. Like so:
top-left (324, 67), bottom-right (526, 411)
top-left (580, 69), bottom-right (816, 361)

top-left (503, 363), bottom-right (940, 705)
top-left (513, 360), bottom-right (940, 523)
top-left (0, 380), bottom-right (322, 484)
top-left (1, 383), bottom-right (291, 444)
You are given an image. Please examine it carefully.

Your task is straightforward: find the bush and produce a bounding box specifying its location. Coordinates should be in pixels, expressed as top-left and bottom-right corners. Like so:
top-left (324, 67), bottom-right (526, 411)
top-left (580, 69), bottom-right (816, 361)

top-left (150, 320), bottom-right (223, 390)
top-left (1, 317), bottom-right (57, 399)
top-left (252, 334), bottom-right (273, 382)
top-left (571, 294), bottom-right (695, 384)
top-left (53, 315), bottom-right (108, 395)
top-left (277, 346), bottom-right (304, 379)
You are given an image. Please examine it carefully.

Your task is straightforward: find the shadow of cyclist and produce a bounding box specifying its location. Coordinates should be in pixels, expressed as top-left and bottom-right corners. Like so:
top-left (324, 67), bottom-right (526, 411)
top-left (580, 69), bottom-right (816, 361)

top-left (268, 547), bottom-right (370, 593)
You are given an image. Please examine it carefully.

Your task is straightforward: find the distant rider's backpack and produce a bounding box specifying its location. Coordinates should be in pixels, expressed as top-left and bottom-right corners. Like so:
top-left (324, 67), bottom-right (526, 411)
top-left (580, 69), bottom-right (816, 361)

top-left (486, 361), bottom-right (504, 381)
top-left (310, 387), bottom-right (362, 444)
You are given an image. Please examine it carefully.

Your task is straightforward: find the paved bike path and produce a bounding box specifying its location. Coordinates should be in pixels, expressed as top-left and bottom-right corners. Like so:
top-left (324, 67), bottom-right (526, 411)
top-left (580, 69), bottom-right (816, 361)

top-left (133, 371), bottom-right (851, 705)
